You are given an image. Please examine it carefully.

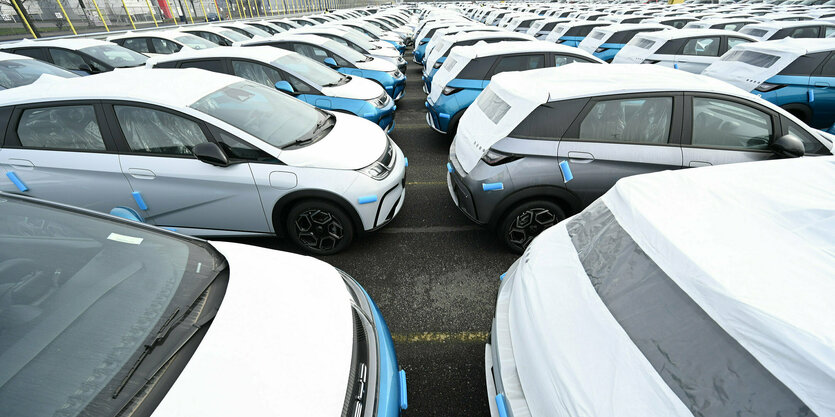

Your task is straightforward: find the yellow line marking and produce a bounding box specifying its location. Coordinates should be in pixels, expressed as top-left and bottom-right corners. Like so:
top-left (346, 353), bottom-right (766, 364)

top-left (406, 181), bottom-right (446, 186)
top-left (391, 331), bottom-right (489, 343)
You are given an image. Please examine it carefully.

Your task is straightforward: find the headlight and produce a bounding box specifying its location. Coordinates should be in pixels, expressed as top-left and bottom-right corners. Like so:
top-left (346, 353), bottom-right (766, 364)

top-left (442, 86), bottom-right (462, 95)
top-left (357, 137), bottom-right (395, 180)
top-left (388, 69), bottom-right (402, 78)
top-left (755, 82), bottom-right (784, 92)
top-left (641, 59), bottom-right (660, 64)
top-left (595, 47), bottom-right (608, 52)
top-left (481, 149), bottom-right (519, 166)
top-left (433, 61), bottom-right (443, 69)
top-left (368, 91), bottom-right (390, 108)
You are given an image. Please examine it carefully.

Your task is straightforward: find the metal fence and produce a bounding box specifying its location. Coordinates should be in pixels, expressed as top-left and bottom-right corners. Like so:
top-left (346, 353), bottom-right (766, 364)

top-left (0, 0), bottom-right (388, 41)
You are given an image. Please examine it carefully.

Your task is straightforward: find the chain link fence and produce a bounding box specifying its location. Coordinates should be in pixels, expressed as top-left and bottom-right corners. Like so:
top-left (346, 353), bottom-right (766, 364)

top-left (0, 0), bottom-right (389, 41)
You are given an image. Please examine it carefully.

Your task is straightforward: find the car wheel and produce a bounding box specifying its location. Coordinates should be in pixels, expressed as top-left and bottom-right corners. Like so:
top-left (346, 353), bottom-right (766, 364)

top-left (286, 200), bottom-right (354, 255)
top-left (499, 200), bottom-right (565, 254)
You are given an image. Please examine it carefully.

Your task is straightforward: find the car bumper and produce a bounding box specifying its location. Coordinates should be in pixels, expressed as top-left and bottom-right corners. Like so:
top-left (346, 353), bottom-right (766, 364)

top-left (352, 144), bottom-right (407, 231)
top-left (361, 285), bottom-right (408, 416)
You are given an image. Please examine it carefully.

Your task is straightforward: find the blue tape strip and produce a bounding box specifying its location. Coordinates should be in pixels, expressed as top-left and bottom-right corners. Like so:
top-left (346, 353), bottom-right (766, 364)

top-left (559, 160), bottom-right (574, 183)
top-left (496, 394), bottom-right (509, 417)
top-left (500, 273), bottom-right (506, 281)
top-left (132, 191), bottom-right (148, 211)
top-left (163, 227), bottom-right (177, 232)
top-left (358, 195), bottom-right (378, 204)
top-left (447, 162), bottom-right (454, 173)
top-left (6, 171), bottom-right (28, 192)
top-left (404, 157), bottom-right (409, 167)
top-left (673, 63), bottom-right (679, 69)
top-left (809, 89), bottom-right (815, 103)
top-left (482, 182), bottom-right (503, 191)
top-left (399, 369), bottom-right (408, 410)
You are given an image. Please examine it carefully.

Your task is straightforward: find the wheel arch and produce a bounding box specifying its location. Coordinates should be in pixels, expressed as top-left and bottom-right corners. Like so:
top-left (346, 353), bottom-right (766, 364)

top-left (272, 190), bottom-right (364, 238)
top-left (781, 102), bottom-right (813, 124)
top-left (488, 185), bottom-right (583, 231)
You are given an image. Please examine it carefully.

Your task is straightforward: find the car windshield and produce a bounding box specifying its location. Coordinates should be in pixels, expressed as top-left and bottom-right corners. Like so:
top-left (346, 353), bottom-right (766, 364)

top-left (274, 53), bottom-right (346, 86)
top-left (219, 29), bottom-right (249, 42)
top-left (238, 25), bottom-right (272, 38)
top-left (340, 29), bottom-right (379, 50)
top-left (191, 80), bottom-right (328, 149)
top-left (323, 39), bottom-right (370, 62)
top-left (0, 195), bottom-right (224, 416)
top-left (79, 44), bottom-right (147, 68)
top-left (0, 58), bottom-right (77, 89)
top-left (176, 35), bottom-right (219, 50)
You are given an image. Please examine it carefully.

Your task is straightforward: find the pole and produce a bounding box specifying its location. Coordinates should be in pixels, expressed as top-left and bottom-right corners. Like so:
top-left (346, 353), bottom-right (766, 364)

top-left (198, 0), bottom-right (208, 21)
top-left (162, 0), bottom-right (179, 24)
top-left (222, 0), bottom-right (232, 19)
top-left (144, 0), bottom-right (159, 26)
top-left (10, 0), bottom-right (37, 37)
top-left (183, 0), bottom-right (194, 23)
top-left (120, 0), bottom-right (136, 29)
top-left (89, 0), bottom-right (109, 30)
top-left (54, 0), bottom-right (77, 35)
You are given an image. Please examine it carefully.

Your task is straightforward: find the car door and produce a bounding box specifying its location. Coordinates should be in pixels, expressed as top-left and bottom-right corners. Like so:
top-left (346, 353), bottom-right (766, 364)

top-left (557, 94), bottom-right (684, 207)
top-left (675, 36), bottom-right (721, 73)
top-left (106, 102), bottom-right (270, 232)
top-left (808, 52), bottom-right (835, 129)
top-left (0, 102), bottom-right (137, 212)
top-left (681, 94), bottom-right (778, 167)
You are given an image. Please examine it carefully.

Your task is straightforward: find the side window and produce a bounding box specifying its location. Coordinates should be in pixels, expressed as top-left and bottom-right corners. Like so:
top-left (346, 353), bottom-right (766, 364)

top-left (209, 126), bottom-right (278, 162)
top-left (151, 38), bottom-right (182, 54)
top-left (193, 31), bottom-right (223, 46)
top-left (16, 105), bottom-right (105, 151)
top-left (820, 54), bottom-right (835, 77)
top-left (232, 60), bottom-right (283, 87)
top-left (681, 37), bottom-right (721, 56)
top-left (49, 49), bottom-right (87, 71)
top-left (179, 59), bottom-right (224, 72)
top-left (781, 116), bottom-right (827, 155)
top-left (825, 26), bottom-right (835, 38)
top-left (121, 38), bottom-right (150, 54)
top-left (727, 37), bottom-right (751, 50)
top-left (11, 48), bottom-right (47, 61)
top-left (691, 97), bottom-right (772, 150)
top-left (284, 73), bottom-right (313, 94)
top-left (554, 54), bottom-right (594, 67)
top-left (789, 26), bottom-right (820, 38)
top-left (779, 52), bottom-right (828, 76)
top-left (491, 54), bottom-right (545, 75)
top-left (578, 97), bottom-right (673, 144)
top-left (114, 105), bottom-right (208, 156)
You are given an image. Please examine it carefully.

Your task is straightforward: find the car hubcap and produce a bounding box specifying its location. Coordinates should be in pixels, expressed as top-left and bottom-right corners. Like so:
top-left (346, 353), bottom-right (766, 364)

top-left (295, 209), bottom-right (344, 251)
top-left (507, 208), bottom-right (557, 249)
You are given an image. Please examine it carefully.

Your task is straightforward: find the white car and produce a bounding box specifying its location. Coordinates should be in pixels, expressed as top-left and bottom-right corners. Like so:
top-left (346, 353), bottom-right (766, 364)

top-left (613, 29), bottom-right (757, 73)
top-left (216, 21), bottom-right (273, 40)
top-left (291, 26), bottom-right (407, 72)
top-left (0, 51), bottom-right (77, 89)
top-left (0, 191), bottom-right (408, 416)
top-left (0, 38), bottom-right (147, 75)
top-left (108, 30), bottom-right (220, 57)
top-left (0, 69), bottom-right (406, 254)
top-left (178, 25), bottom-right (251, 47)
top-left (486, 155), bottom-right (835, 417)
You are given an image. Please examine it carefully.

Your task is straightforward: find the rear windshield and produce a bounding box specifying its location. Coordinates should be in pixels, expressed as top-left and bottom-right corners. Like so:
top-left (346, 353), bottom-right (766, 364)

top-left (566, 200), bottom-right (815, 417)
top-left (79, 44), bottom-right (147, 68)
top-left (720, 49), bottom-right (781, 68)
top-left (632, 37), bottom-right (657, 49)
top-left (741, 27), bottom-right (769, 37)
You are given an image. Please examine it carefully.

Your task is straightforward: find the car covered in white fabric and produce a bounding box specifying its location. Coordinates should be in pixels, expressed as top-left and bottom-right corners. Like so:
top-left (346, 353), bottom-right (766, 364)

top-left (612, 29), bottom-right (756, 73)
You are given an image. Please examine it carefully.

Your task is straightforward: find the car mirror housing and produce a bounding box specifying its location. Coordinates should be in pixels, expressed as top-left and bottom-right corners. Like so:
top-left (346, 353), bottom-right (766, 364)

top-left (323, 57), bottom-right (338, 67)
top-left (275, 80), bottom-right (295, 94)
top-left (193, 142), bottom-right (229, 167)
top-left (771, 134), bottom-right (805, 158)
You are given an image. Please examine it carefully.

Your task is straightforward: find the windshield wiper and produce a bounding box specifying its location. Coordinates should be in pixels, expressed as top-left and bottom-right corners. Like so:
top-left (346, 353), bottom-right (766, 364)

top-left (112, 307), bottom-right (181, 398)
top-left (281, 137), bottom-right (313, 149)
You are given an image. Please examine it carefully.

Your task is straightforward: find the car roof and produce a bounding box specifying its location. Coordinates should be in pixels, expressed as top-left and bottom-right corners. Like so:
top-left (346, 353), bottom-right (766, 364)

top-left (589, 22), bottom-right (670, 33)
top-left (745, 20), bottom-right (831, 29)
top-left (107, 29), bottom-right (190, 41)
top-left (449, 40), bottom-right (599, 60)
top-left (739, 37), bottom-right (835, 54)
top-left (0, 51), bottom-right (32, 61)
top-left (0, 68), bottom-right (236, 107)
top-left (245, 33), bottom-right (330, 46)
top-left (0, 37), bottom-right (110, 51)
top-left (445, 30), bottom-right (534, 43)
top-left (148, 45), bottom-right (291, 66)
top-left (635, 28), bottom-right (755, 40)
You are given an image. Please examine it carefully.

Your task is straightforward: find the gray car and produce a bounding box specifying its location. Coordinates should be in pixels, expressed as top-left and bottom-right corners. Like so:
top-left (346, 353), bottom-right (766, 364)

top-left (448, 64), bottom-right (833, 253)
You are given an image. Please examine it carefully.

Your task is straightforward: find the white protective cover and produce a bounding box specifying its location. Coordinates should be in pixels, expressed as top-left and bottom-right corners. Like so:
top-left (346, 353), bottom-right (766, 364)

top-left (151, 241), bottom-right (353, 417)
top-left (507, 156), bottom-right (835, 416)
top-left (424, 31), bottom-right (533, 73)
top-left (702, 38), bottom-right (835, 92)
top-left (612, 29), bottom-right (744, 64)
top-left (577, 23), bottom-right (669, 55)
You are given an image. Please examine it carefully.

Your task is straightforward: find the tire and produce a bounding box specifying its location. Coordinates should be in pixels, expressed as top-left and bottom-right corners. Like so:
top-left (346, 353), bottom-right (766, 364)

top-left (499, 200), bottom-right (565, 254)
top-left (285, 200), bottom-right (354, 255)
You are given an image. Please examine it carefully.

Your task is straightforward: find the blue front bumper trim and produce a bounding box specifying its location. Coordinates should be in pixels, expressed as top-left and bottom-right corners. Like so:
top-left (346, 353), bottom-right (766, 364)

top-left (399, 370), bottom-right (408, 410)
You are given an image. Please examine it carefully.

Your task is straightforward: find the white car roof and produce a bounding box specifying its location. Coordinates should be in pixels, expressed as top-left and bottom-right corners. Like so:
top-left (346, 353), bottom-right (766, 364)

top-left (246, 33), bottom-right (330, 46)
top-left (0, 37), bottom-right (110, 51)
top-left (107, 29), bottom-right (191, 41)
top-left (0, 51), bottom-right (33, 61)
top-left (180, 25), bottom-right (236, 35)
top-left (147, 45), bottom-right (291, 66)
top-left (588, 22), bottom-right (669, 34)
top-left (739, 37), bottom-right (835, 55)
top-left (450, 39), bottom-right (599, 61)
top-left (443, 30), bottom-right (535, 43)
top-left (0, 68), bottom-right (235, 107)
top-left (745, 20), bottom-right (830, 30)
top-left (636, 28), bottom-right (756, 41)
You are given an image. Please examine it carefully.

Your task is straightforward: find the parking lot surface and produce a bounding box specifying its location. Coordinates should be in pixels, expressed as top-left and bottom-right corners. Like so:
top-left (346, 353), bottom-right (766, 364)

top-left (226, 47), bottom-right (515, 416)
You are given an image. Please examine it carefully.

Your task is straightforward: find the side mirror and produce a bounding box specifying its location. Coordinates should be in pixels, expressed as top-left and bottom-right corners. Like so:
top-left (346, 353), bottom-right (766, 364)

top-left (771, 134), bottom-right (805, 158)
top-left (323, 57), bottom-right (338, 67)
top-left (193, 142), bottom-right (229, 167)
top-left (275, 80), bottom-right (295, 93)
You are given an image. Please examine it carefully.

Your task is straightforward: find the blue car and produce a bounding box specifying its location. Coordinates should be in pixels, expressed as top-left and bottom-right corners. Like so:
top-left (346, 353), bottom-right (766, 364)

top-left (245, 34), bottom-right (407, 101)
top-left (703, 38), bottom-right (835, 129)
top-left (577, 23), bottom-right (668, 62)
top-left (545, 21), bottom-right (612, 48)
top-left (426, 41), bottom-right (602, 135)
top-left (150, 46), bottom-right (397, 132)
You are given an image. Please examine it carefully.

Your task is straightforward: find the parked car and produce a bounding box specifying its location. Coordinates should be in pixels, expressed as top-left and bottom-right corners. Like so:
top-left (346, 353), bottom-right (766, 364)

top-left (448, 64), bottom-right (832, 252)
top-left (577, 23), bottom-right (668, 62)
top-left (217, 22), bottom-right (273, 40)
top-left (340, 20), bottom-right (407, 54)
top-left (525, 17), bottom-right (573, 39)
top-left (427, 41), bottom-right (602, 135)
top-left (0, 38), bottom-right (148, 75)
top-left (243, 34), bottom-right (406, 100)
top-left (486, 155), bottom-right (835, 417)
top-left (292, 26), bottom-right (407, 72)
top-left (108, 30), bottom-right (219, 57)
top-left (612, 29), bottom-right (756, 73)
top-left (545, 20), bottom-right (612, 47)
top-left (0, 51), bottom-right (77, 89)
top-left (739, 20), bottom-right (835, 40)
top-left (0, 191), bottom-right (407, 416)
top-left (179, 25), bottom-right (251, 46)
top-left (148, 46), bottom-right (396, 131)
top-left (682, 17), bottom-right (760, 31)
top-left (0, 69), bottom-right (406, 254)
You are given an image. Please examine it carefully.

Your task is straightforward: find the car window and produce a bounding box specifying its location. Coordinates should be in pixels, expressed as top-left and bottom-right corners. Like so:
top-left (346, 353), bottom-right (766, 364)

top-left (826, 26), bottom-right (835, 37)
top-left (11, 47), bottom-right (47, 61)
top-left (114, 105), bottom-right (208, 156)
top-left (781, 116), bottom-right (828, 154)
top-left (121, 38), bottom-right (150, 54)
top-left (192, 31), bottom-right (225, 45)
top-left (727, 37), bottom-right (751, 49)
top-left (779, 51), bottom-right (828, 75)
top-left (818, 53), bottom-right (835, 77)
top-left (492, 54), bottom-right (545, 75)
top-left (578, 97), bottom-right (672, 144)
top-left (555, 54), bottom-right (594, 67)
top-left (232, 60), bottom-right (283, 88)
top-left (789, 26), bottom-right (819, 38)
top-left (48, 48), bottom-right (87, 71)
top-left (0, 58), bottom-right (77, 89)
top-left (16, 105), bottom-right (105, 151)
top-left (179, 59), bottom-right (224, 72)
top-left (151, 38), bottom-right (181, 54)
top-left (691, 97), bottom-right (772, 150)
top-left (209, 126), bottom-right (278, 162)
top-left (681, 37), bottom-right (720, 56)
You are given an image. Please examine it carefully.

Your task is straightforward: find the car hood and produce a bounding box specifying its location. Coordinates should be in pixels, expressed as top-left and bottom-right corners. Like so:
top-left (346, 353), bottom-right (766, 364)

top-left (323, 75), bottom-right (386, 100)
top-left (371, 45), bottom-right (400, 58)
top-left (278, 111), bottom-right (387, 169)
top-left (151, 241), bottom-right (353, 417)
top-left (356, 56), bottom-right (397, 72)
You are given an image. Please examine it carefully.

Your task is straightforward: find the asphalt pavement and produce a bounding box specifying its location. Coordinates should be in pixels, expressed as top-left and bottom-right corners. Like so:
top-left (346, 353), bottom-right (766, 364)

top-left (225, 47), bottom-right (519, 416)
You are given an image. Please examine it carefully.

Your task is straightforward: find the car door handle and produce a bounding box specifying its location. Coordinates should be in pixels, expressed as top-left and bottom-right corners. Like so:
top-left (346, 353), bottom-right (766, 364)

top-left (7, 158), bottom-right (34, 169)
top-left (814, 82), bottom-right (830, 88)
top-left (127, 168), bottom-right (156, 179)
top-left (689, 161), bottom-right (712, 167)
top-left (567, 151), bottom-right (594, 162)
